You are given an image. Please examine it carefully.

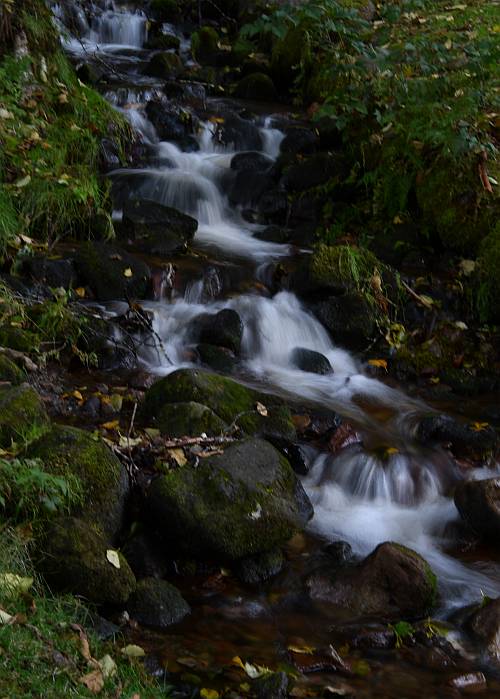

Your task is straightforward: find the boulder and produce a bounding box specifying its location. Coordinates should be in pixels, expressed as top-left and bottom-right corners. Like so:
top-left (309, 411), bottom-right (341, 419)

top-left (308, 542), bottom-right (437, 619)
top-left (0, 354), bottom-right (25, 385)
top-left (234, 72), bottom-right (277, 102)
top-left (236, 548), bottom-right (284, 585)
top-left (145, 33), bottom-right (180, 51)
top-left (146, 437), bottom-right (313, 559)
top-left (257, 190), bottom-right (289, 225)
top-left (122, 199), bottom-right (197, 255)
top-left (150, 0), bottom-right (179, 21)
top-left (254, 225), bottom-right (290, 244)
top-left (145, 100), bottom-right (195, 147)
top-left (121, 532), bottom-right (172, 580)
top-left (145, 51), bottom-right (183, 79)
top-left (312, 293), bottom-right (375, 351)
top-left (418, 414), bottom-right (498, 462)
top-left (466, 597), bottom-right (500, 661)
top-left (231, 151), bottom-right (273, 173)
top-left (290, 347), bottom-right (332, 375)
top-left (142, 368), bottom-right (296, 441)
top-left (190, 308), bottom-right (243, 354)
top-left (280, 127), bottom-right (317, 156)
top-left (164, 80), bottom-right (206, 110)
top-left (39, 517), bottom-right (136, 605)
top-left (229, 171), bottom-right (275, 207)
top-left (454, 478), bottom-right (500, 542)
top-left (128, 578), bottom-right (190, 628)
top-left (191, 26), bottom-right (219, 65)
top-left (196, 343), bottom-right (237, 373)
top-left (28, 424), bottom-right (128, 538)
top-left (284, 152), bottom-right (339, 192)
top-left (0, 384), bottom-right (48, 448)
top-left (156, 401), bottom-right (227, 437)
top-left (75, 242), bottom-right (151, 302)
top-left (215, 112), bottom-right (263, 151)
top-left (23, 256), bottom-right (76, 289)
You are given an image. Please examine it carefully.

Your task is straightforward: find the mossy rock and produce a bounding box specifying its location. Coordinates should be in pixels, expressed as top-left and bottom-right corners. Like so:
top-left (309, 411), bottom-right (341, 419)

top-left (146, 437), bottom-right (313, 560)
top-left (191, 26), bottom-right (219, 65)
top-left (39, 517), bottom-right (136, 605)
top-left (128, 578), bottom-right (190, 628)
top-left (145, 34), bottom-right (181, 51)
top-left (0, 326), bottom-right (41, 354)
top-left (156, 401), bottom-right (227, 437)
top-left (236, 548), bottom-right (284, 585)
top-left (0, 384), bottom-right (49, 448)
top-left (309, 243), bottom-right (382, 293)
top-left (234, 72), bottom-right (277, 102)
top-left (0, 354), bottom-right (26, 385)
top-left (142, 368), bottom-right (295, 441)
top-left (146, 51), bottom-right (184, 79)
top-left (477, 222), bottom-right (500, 324)
top-left (270, 25), bottom-right (311, 94)
top-left (196, 343), bottom-right (238, 373)
top-left (28, 424), bottom-right (128, 538)
top-left (313, 292), bottom-right (376, 351)
top-left (75, 242), bottom-right (151, 302)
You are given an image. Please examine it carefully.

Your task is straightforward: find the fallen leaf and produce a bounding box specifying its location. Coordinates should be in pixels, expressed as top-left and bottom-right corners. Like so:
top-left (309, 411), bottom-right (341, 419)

top-left (15, 175), bottom-right (31, 188)
top-left (106, 550), bottom-right (121, 569)
top-left (167, 448), bottom-right (187, 467)
top-left (74, 287), bottom-right (86, 298)
top-left (288, 644), bottom-right (316, 655)
top-left (0, 573), bottom-right (33, 598)
top-left (470, 421), bottom-right (489, 432)
top-left (176, 657), bottom-right (199, 668)
top-left (123, 267), bottom-right (133, 278)
top-left (101, 420), bottom-right (119, 431)
top-left (231, 656), bottom-right (272, 679)
top-left (118, 434), bottom-right (143, 449)
top-left (200, 690), bottom-right (220, 699)
top-left (0, 609), bottom-right (14, 625)
top-left (98, 654), bottom-right (117, 679)
top-left (368, 359), bottom-right (388, 371)
top-left (255, 401), bottom-right (268, 417)
top-left (79, 669), bottom-right (104, 694)
top-left (121, 644), bottom-right (145, 658)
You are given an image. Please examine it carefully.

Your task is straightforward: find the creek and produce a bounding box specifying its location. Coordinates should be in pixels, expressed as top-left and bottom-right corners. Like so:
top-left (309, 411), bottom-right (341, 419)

top-left (53, 2), bottom-right (500, 695)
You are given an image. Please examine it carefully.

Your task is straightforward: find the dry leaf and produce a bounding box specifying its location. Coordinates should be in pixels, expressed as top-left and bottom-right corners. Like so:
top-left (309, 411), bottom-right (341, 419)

top-left (470, 421), bottom-right (489, 432)
top-left (368, 359), bottom-right (388, 371)
top-left (255, 402), bottom-right (268, 417)
top-left (74, 287), bottom-right (86, 298)
top-left (176, 657), bottom-right (199, 668)
top-left (167, 448), bottom-right (187, 467)
top-left (287, 644), bottom-right (316, 655)
top-left (200, 690), bottom-right (220, 699)
top-left (121, 644), bottom-right (145, 657)
top-left (123, 267), bottom-right (133, 278)
top-left (79, 669), bottom-right (104, 694)
top-left (106, 550), bottom-right (121, 569)
top-left (0, 573), bottom-right (33, 598)
top-left (15, 175), bottom-right (31, 188)
top-left (101, 420), bottom-right (119, 431)
top-left (98, 654), bottom-right (117, 679)
top-left (0, 609), bottom-right (14, 625)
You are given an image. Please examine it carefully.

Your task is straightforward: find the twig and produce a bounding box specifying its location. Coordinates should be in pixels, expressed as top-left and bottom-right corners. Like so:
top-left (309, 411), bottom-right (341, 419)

top-left (127, 402), bottom-right (137, 457)
top-left (401, 280), bottom-right (434, 309)
top-left (162, 435), bottom-right (239, 448)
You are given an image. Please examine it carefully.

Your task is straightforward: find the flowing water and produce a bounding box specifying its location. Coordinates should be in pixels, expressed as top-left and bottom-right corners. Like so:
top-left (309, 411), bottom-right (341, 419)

top-left (54, 2), bottom-right (500, 692)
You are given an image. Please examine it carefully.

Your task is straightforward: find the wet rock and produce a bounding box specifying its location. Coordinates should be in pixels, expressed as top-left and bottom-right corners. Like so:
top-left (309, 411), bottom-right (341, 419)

top-left (145, 100), bottom-right (195, 147)
top-left (215, 112), bottom-right (263, 151)
top-left (323, 540), bottom-right (353, 567)
top-left (313, 293), bottom-right (375, 351)
top-left (121, 532), bottom-right (172, 580)
top-left (254, 671), bottom-right (288, 699)
top-left (0, 384), bottom-right (48, 448)
top-left (75, 242), bottom-right (151, 302)
top-left (145, 33), bottom-right (180, 51)
top-left (280, 127), bottom-right (317, 156)
top-left (257, 190), bottom-right (289, 224)
top-left (146, 437), bottom-right (313, 560)
top-left (122, 199), bottom-right (197, 255)
top-left (231, 151), bottom-right (273, 173)
top-left (146, 51), bottom-right (183, 79)
top-left (196, 343), bottom-right (238, 373)
top-left (100, 137), bottom-right (121, 172)
top-left (308, 542), bottom-right (438, 619)
top-left (192, 308), bottom-right (243, 354)
top-left (418, 414), bottom-right (498, 462)
top-left (191, 25), bottom-right (219, 65)
top-left (229, 171), bottom-right (275, 207)
top-left (454, 478), bottom-right (500, 543)
top-left (156, 401), bottom-right (227, 437)
top-left (128, 578), bottom-right (190, 628)
top-left (39, 517), bottom-right (136, 605)
top-left (236, 549), bottom-right (284, 585)
top-left (290, 347), bottom-right (333, 375)
top-left (448, 672), bottom-right (487, 692)
top-left (22, 256), bottom-right (76, 290)
top-left (234, 72), bottom-right (277, 102)
top-left (347, 625), bottom-right (396, 650)
top-left (284, 152), bottom-right (338, 192)
top-left (254, 225), bottom-right (290, 244)
top-left (288, 190), bottom-right (323, 226)
top-left (28, 424), bottom-right (129, 538)
top-left (164, 80), bottom-right (206, 110)
top-left (276, 442), bottom-right (310, 476)
top-left (142, 368), bottom-right (296, 442)
top-left (0, 354), bottom-right (25, 385)
top-left (466, 597), bottom-right (500, 661)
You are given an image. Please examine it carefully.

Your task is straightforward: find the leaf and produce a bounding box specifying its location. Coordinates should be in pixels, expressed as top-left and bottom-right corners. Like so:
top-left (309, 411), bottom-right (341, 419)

top-left (74, 287), bottom-right (86, 298)
top-left (15, 175), bottom-right (31, 188)
top-left (200, 690), bottom-right (220, 699)
top-left (470, 421), bottom-right (489, 432)
top-left (121, 644), bottom-right (145, 658)
top-left (255, 401), bottom-right (268, 417)
top-left (444, 39), bottom-right (452, 49)
top-left (98, 654), bottom-right (117, 679)
top-left (101, 420), bottom-right (119, 431)
top-left (176, 657), bottom-right (199, 668)
top-left (167, 448), bottom-right (187, 467)
top-left (72, 390), bottom-right (83, 401)
top-left (231, 656), bottom-right (272, 679)
top-left (0, 609), bottom-right (14, 625)
top-left (368, 359), bottom-right (387, 371)
top-left (123, 267), bottom-right (133, 278)
top-left (0, 573), bottom-right (33, 598)
top-left (287, 644), bottom-right (316, 654)
top-left (106, 550), bottom-right (121, 569)
top-left (79, 669), bottom-right (104, 694)
top-left (118, 434), bottom-right (143, 449)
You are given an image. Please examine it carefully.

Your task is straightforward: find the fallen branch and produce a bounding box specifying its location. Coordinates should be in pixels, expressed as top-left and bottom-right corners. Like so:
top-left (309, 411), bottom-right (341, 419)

top-left (400, 280), bottom-right (434, 309)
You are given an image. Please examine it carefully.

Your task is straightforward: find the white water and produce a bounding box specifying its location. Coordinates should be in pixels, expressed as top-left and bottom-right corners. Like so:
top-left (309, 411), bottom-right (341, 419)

top-left (55, 0), bottom-right (500, 612)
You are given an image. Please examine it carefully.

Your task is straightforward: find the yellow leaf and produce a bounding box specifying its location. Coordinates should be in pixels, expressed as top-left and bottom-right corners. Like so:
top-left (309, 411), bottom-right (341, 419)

top-left (393, 215), bottom-right (403, 224)
top-left (79, 669), bottom-right (104, 694)
top-left (287, 644), bottom-right (316, 655)
top-left (429, 377), bottom-right (440, 384)
top-left (123, 267), bottom-right (133, 278)
top-left (385, 447), bottom-right (399, 456)
top-left (121, 644), bottom-right (145, 658)
top-left (470, 421), bottom-right (489, 432)
top-left (73, 390), bottom-right (83, 401)
top-left (168, 448), bottom-right (187, 467)
top-left (0, 573), bottom-right (33, 598)
top-left (98, 654), bottom-right (117, 679)
top-left (368, 359), bottom-right (388, 371)
top-left (15, 175), bottom-right (31, 188)
top-left (106, 550), bottom-right (121, 569)
top-left (74, 287), bottom-right (86, 298)
top-left (101, 420), bottom-right (119, 431)
top-left (200, 690), bottom-right (220, 699)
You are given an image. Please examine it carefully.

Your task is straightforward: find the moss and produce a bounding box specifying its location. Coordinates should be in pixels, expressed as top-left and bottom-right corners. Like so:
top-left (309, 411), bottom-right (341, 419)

top-left (191, 26), bottom-right (219, 65)
top-left (0, 326), bottom-right (40, 353)
top-left (0, 384), bottom-right (49, 448)
top-left (28, 424), bottom-right (128, 537)
top-left (145, 33), bottom-right (181, 51)
top-left (234, 72), bottom-right (277, 102)
top-left (392, 542), bottom-right (438, 607)
top-left (0, 354), bottom-right (25, 384)
top-left (310, 243), bottom-right (381, 292)
top-left (128, 578), bottom-right (190, 628)
top-left (270, 25), bottom-right (311, 94)
top-left (157, 401), bottom-right (227, 438)
top-left (146, 51), bottom-right (183, 78)
top-left (477, 221), bottom-right (500, 324)
top-left (39, 516), bottom-right (136, 605)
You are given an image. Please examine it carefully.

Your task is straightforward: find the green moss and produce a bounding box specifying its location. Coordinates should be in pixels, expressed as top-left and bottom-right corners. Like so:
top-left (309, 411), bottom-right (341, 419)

top-left (146, 51), bottom-right (183, 78)
top-left (311, 243), bottom-right (381, 293)
top-left (392, 542), bottom-right (438, 607)
top-left (0, 354), bottom-right (25, 384)
top-left (28, 424), bottom-right (128, 537)
top-left (234, 72), bottom-right (277, 101)
top-left (191, 26), bottom-right (219, 65)
top-left (270, 25), bottom-right (311, 94)
top-left (157, 401), bottom-right (227, 437)
top-left (145, 33), bottom-right (181, 51)
top-left (0, 326), bottom-right (40, 353)
top-left (0, 384), bottom-right (49, 448)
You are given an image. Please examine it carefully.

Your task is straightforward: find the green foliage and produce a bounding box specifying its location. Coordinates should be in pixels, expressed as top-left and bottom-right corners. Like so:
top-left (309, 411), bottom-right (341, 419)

top-left (0, 457), bottom-right (81, 523)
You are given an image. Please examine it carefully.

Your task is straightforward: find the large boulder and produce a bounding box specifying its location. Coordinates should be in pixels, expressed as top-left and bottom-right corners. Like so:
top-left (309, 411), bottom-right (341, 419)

top-left (466, 597), bottom-right (500, 662)
top-left (215, 113), bottom-right (263, 151)
top-left (228, 171), bottom-right (275, 207)
top-left (308, 542), bottom-right (437, 619)
top-left (189, 308), bottom-right (243, 354)
top-left (418, 414), bottom-right (498, 462)
top-left (128, 578), bottom-right (190, 628)
top-left (145, 51), bottom-right (183, 79)
top-left (28, 424), bottom-right (129, 538)
top-left (312, 293), bottom-right (375, 351)
top-left (142, 368), bottom-right (296, 441)
top-left (280, 127), bottom-right (317, 156)
top-left (146, 437), bottom-right (313, 560)
top-left (234, 72), bottom-right (277, 102)
top-left (191, 25), bottom-right (219, 65)
top-left (156, 401), bottom-right (227, 437)
top-left (290, 347), bottom-right (332, 375)
top-left (454, 478), bottom-right (500, 542)
top-left (122, 199), bottom-right (197, 255)
top-left (0, 384), bottom-right (49, 448)
top-left (145, 100), bottom-right (196, 148)
top-left (39, 517), bottom-right (136, 605)
top-left (75, 242), bottom-right (151, 302)
top-left (0, 354), bottom-right (25, 385)
top-left (231, 151), bottom-right (273, 173)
